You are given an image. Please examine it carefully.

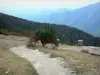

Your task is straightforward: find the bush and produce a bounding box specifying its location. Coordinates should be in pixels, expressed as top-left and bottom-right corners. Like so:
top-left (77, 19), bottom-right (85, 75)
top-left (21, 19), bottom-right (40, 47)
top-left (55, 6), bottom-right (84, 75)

top-left (23, 30), bottom-right (34, 37)
top-left (0, 28), bottom-right (9, 35)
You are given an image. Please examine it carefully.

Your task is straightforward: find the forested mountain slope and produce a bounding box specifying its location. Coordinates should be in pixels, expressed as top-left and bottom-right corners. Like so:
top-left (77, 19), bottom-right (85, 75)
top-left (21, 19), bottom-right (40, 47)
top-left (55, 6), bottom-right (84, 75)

top-left (0, 13), bottom-right (100, 46)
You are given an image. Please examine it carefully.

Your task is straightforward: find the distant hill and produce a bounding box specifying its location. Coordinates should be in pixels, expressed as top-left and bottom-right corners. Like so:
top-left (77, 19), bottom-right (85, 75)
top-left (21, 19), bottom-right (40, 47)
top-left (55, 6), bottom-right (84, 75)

top-left (30, 2), bottom-right (100, 37)
top-left (0, 13), bottom-right (100, 46)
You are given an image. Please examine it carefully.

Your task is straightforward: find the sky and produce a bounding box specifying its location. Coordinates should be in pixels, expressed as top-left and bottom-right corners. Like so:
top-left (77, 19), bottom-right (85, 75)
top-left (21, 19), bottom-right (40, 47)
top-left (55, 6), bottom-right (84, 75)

top-left (0, 0), bottom-right (100, 9)
top-left (0, 0), bottom-right (100, 18)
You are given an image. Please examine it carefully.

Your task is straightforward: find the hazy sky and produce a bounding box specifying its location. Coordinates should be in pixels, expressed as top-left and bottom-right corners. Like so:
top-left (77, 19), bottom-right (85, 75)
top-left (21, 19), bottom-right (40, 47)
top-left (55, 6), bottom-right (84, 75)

top-left (0, 0), bottom-right (100, 17)
top-left (0, 0), bottom-right (100, 9)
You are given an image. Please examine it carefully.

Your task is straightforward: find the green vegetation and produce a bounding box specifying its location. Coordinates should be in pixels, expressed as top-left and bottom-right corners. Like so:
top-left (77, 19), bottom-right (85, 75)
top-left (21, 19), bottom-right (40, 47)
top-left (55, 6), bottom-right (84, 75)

top-left (35, 25), bottom-right (58, 43)
top-left (27, 25), bottom-right (59, 47)
top-left (35, 25), bottom-right (55, 38)
top-left (0, 43), bottom-right (38, 75)
top-left (0, 13), bottom-right (100, 46)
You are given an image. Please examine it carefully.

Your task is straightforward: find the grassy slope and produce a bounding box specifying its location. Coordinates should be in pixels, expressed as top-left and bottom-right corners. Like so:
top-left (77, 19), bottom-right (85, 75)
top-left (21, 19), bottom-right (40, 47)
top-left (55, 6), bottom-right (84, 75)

top-left (1, 35), bottom-right (100, 75)
top-left (38, 46), bottom-right (100, 75)
top-left (0, 43), bottom-right (38, 75)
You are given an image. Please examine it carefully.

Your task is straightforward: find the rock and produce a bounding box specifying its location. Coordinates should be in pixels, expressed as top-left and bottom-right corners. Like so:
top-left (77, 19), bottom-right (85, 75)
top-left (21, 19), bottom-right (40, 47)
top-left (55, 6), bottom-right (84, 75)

top-left (81, 49), bottom-right (89, 53)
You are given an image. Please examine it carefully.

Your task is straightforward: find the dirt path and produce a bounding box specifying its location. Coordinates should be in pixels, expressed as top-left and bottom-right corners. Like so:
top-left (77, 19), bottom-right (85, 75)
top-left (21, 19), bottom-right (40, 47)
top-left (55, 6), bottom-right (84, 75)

top-left (0, 38), bottom-right (28, 47)
top-left (10, 46), bottom-right (75, 75)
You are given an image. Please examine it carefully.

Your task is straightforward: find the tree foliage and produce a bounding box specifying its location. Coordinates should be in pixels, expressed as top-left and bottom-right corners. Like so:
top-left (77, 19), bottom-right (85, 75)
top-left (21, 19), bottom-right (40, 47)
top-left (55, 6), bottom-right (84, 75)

top-left (35, 25), bottom-right (58, 44)
top-left (35, 25), bottom-right (55, 38)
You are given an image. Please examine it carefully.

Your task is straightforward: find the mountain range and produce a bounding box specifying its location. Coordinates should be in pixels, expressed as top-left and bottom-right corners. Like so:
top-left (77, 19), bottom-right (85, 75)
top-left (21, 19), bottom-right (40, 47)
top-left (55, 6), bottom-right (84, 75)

top-left (28, 2), bottom-right (100, 37)
top-left (0, 13), bottom-right (100, 46)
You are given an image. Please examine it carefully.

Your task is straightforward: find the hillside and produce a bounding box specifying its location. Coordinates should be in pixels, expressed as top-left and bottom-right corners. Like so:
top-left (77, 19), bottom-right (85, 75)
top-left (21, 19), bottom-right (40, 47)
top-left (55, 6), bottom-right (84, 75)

top-left (0, 13), bottom-right (100, 46)
top-left (0, 35), bottom-right (100, 75)
top-left (30, 2), bottom-right (100, 36)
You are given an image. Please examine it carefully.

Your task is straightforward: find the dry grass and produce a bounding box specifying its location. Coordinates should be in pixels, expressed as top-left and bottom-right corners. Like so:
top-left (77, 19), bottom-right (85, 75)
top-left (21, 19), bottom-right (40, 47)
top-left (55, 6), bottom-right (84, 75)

top-left (1, 34), bottom-right (100, 75)
top-left (38, 46), bottom-right (100, 75)
top-left (0, 43), bottom-right (38, 75)
top-left (0, 35), bottom-right (28, 41)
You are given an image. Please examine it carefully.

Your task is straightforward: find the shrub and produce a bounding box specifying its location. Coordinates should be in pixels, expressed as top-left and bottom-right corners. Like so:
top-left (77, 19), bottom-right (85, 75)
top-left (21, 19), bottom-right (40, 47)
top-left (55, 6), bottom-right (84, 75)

top-left (0, 28), bottom-right (9, 35)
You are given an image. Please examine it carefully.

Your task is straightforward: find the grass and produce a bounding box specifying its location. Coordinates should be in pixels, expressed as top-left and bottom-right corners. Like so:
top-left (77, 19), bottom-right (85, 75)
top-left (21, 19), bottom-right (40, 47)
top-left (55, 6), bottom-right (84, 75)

top-left (38, 46), bottom-right (100, 75)
top-left (1, 34), bottom-right (100, 75)
top-left (0, 43), bottom-right (38, 75)
top-left (0, 34), bottom-right (28, 41)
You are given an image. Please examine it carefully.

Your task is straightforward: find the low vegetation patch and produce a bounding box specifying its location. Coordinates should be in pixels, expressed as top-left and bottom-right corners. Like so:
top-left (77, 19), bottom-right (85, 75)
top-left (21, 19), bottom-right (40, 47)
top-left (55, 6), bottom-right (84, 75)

top-left (0, 43), bottom-right (38, 75)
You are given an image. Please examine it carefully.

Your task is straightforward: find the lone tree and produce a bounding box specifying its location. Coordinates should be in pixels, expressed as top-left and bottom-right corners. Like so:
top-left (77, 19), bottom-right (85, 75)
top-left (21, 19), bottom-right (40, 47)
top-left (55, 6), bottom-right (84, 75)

top-left (28, 25), bottom-right (59, 48)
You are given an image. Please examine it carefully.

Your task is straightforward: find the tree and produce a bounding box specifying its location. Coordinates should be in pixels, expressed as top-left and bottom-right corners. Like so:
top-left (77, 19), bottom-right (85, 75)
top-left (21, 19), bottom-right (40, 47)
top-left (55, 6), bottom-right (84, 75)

top-left (36, 25), bottom-right (55, 36)
top-left (28, 25), bottom-right (59, 47)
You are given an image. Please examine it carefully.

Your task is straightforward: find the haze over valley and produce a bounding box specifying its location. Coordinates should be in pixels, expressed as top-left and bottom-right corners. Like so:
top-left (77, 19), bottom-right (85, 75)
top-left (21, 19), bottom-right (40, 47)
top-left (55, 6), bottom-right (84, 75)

top-left (0, 0), bottom-right (100, 36)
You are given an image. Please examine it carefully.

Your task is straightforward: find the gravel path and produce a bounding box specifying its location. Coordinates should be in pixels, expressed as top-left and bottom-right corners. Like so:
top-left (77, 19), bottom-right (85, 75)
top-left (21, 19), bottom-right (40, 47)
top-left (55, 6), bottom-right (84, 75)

top-left (10, 46), bottom-right (75, 75)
